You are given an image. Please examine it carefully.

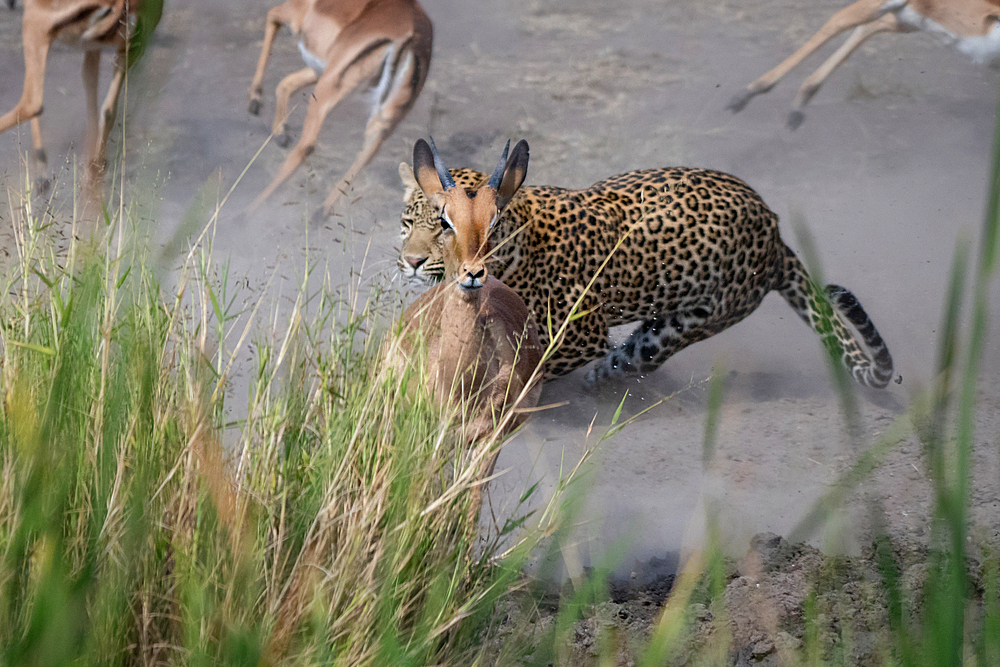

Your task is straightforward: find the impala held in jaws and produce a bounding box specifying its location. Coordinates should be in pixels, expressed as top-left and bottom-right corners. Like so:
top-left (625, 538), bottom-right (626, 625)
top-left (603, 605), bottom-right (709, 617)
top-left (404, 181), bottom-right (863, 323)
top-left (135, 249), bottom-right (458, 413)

top-left (395, 137), bottom-right (543, 489)
top-left (729, 0), bottom-right (1000, 129)
top-left (246, 0), bottom-right (432, 215)
top-left (1, 0), bottom-right (156, 193)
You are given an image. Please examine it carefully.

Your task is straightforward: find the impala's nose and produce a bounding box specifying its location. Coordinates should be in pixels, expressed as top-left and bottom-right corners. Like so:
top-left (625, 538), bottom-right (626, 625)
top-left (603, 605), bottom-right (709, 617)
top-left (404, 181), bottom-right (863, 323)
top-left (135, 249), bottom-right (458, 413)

top-left (404, 255), bottom-right (427, 269)
top-left (459, 266), bottom-right (486, 290)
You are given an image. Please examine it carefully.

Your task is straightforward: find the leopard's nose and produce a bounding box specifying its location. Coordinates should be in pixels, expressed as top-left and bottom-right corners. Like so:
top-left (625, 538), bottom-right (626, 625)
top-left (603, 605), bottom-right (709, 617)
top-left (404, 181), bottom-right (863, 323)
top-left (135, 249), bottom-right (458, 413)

top-left (405, 255), bottom-right (427, 269)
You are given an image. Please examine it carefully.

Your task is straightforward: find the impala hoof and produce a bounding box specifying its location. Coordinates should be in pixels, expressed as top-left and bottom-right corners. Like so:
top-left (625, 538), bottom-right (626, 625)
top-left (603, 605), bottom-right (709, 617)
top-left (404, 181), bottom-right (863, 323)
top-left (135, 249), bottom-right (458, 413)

top-left (248, 98), bottom-right (261, 116)
top-left (787, 110), bottom-right (805, 130)
top-left (727, 90), bottom-right (753, 113)
top-left (34, 176), bottom-right (50, 195)
top-left (276, 131), bottom-right (292, 148)
top-left (309, 207), bottom-right (330, 226)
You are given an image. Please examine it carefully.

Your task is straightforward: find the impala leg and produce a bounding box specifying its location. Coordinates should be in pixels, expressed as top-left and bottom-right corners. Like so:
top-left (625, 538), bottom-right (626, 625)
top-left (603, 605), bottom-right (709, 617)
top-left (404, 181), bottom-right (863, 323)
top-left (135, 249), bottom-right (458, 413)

top-left (0, 17), bottom-right (50, 134)
top-left (463, 413), bottom-right (503, 525)
top-left (466, 375), bottom-right (539, 523)
top-left (79, 0), bottom-right (128, 42)
top-left (249, 43), bottom-right (389, 211)
top-left (727, 0), bottom-right (890, 112)
top-left (94, 51), bottom-right (126, 171)
top-left (469, 443), bottom-right (501, 523)
top-left (98, 50), bottom-right (126, 157)
top-left (271, 67), bottom-right (318, 147)
top-left (788, 13), bottom-right (902, 128)
top-left (321, 46), bottom-right (424, 214)
top-left (248, 3), bottom-right (295, 115)
top-left (29, 117), bottom-right (48, 192)
top-left (82, 49), bottom-right (101, 169)
top-left (1, 15), bottom-right (51, 193)
top-left (84, 47), bottom-right (125, 205)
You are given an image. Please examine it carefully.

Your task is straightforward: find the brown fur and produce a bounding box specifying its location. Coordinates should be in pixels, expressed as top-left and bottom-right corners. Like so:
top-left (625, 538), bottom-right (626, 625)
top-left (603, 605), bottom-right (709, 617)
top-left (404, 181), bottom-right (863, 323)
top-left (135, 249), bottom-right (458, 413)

top-left (396, 139), bottom-right (543, 481)
top-left (728, 0), bottom-right (1000, 128)
top-left (0, 0), bottom-right (142, 198)
top-left (402, 276), bottom-right (542, 445)
top-left (246, 0), bottom-right (433, 215)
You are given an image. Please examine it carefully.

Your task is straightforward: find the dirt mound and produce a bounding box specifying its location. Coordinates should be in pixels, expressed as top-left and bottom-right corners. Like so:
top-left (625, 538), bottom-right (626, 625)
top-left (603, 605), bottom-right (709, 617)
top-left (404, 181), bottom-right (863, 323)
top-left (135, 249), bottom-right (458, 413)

top-left (493, 532), bottom-right (993, 666)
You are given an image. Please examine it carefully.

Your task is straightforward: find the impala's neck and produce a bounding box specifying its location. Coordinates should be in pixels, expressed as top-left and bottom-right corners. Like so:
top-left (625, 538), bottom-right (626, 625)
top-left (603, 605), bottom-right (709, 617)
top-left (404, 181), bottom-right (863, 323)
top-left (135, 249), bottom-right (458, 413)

top-left (442, 281), bottom-right (486, 325)
top-left (435, 281), bottom-right (490, 392)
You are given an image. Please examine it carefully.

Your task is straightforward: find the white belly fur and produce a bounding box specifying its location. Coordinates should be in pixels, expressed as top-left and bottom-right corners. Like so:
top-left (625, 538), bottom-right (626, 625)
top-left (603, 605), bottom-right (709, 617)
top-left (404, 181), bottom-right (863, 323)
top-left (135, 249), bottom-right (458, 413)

top-left (897, 4), bottom-right (1000, 65)
top-left (370, 45), bottom-right (398, 112)
top-left (298, 40), bottom-right (327, 74)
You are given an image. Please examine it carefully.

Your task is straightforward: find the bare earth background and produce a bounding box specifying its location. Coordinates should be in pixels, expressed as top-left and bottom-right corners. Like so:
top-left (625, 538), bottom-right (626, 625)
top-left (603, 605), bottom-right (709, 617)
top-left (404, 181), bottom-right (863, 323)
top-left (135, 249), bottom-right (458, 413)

top-left (1, 0), bottom-right (999, 581)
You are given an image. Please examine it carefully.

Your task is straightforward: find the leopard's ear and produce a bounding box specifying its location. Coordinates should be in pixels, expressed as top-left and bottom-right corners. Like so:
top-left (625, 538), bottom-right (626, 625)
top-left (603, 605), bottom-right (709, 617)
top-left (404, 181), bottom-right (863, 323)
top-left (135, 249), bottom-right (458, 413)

top-left (398, 162), bottom-right (419, 202)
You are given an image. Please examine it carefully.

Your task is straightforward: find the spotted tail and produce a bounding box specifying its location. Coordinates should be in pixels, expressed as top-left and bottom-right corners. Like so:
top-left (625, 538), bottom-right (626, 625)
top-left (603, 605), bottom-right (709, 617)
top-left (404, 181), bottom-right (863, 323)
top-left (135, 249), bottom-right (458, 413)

top-left (777, 250), bottom-right (894, 389)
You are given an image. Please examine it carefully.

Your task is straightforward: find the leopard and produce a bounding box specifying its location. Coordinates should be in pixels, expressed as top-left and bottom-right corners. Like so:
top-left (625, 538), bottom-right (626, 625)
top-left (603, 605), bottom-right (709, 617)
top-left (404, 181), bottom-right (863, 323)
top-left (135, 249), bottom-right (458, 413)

top-left (395, 159), bottom-right (894, 388)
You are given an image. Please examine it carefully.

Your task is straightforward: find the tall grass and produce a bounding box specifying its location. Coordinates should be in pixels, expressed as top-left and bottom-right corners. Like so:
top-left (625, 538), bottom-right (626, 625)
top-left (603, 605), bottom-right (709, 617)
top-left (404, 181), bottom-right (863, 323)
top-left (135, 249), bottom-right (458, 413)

top-left (0, 187), bottom-right (573, 665)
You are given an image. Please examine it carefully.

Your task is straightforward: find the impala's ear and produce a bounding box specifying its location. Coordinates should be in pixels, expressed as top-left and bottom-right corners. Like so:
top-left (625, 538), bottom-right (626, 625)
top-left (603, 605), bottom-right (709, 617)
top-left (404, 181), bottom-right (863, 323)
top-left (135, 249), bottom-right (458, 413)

top-left (413, 137), bottom-right (455, 198)
top-left (398, 162), bottom-right (419, 201)
top-left (412, 138), bottom-right (442, 197)
top-left (496, 140), bottom-right (529, 211)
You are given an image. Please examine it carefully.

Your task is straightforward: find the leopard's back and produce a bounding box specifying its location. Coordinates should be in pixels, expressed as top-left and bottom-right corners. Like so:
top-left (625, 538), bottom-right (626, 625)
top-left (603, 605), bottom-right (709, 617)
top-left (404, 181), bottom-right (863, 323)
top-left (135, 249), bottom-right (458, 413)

top-left (495, 167), bottom-right (784, 329)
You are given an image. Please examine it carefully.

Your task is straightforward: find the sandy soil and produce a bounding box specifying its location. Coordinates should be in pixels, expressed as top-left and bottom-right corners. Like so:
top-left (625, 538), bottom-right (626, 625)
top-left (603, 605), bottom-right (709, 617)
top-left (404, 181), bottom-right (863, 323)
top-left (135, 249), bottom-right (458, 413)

top-left (1, 0), bottom-right (999, 593)
top-left (487, 531), bottom-right (997, 665)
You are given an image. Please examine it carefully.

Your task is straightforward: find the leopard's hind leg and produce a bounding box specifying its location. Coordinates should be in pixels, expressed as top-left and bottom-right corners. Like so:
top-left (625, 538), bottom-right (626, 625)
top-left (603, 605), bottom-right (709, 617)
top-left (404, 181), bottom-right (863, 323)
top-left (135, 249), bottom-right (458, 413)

top-left (583, 308), bottom-right (720, 386)
top-left (776, 246), bottom-right (894, 388)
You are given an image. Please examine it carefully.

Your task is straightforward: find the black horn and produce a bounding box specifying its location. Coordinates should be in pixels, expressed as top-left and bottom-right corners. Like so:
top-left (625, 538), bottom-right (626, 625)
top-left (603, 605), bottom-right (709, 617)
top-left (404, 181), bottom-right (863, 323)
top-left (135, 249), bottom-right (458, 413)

top-left (487, 140), bottom-right (511, 190)
top-left (427, 137), bottom-right (456, 190)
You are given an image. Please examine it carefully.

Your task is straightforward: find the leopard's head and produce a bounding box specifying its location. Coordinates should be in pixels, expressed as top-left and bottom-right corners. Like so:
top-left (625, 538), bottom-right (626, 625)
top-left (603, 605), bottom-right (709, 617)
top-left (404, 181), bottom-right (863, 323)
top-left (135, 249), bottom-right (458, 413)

top-left (397, 163), bottom-right (486, 284)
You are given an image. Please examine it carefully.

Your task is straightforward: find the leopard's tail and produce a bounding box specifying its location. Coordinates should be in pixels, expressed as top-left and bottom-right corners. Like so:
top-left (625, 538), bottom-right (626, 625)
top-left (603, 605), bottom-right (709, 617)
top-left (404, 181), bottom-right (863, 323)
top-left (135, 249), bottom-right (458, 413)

top-left (776, 248), bottom-right (894, 389)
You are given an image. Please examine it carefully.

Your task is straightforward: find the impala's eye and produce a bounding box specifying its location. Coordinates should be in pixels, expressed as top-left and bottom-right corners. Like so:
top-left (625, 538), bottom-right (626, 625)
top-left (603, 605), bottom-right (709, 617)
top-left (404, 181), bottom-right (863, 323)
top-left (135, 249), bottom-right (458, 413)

top-left (439, 210), bottom-right (453, 232)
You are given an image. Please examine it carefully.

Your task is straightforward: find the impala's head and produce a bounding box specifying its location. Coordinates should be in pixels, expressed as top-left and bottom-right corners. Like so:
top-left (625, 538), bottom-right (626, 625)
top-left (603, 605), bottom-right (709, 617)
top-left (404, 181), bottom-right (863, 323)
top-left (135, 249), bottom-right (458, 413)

top-left (411, 137), bottom-right (528, 293)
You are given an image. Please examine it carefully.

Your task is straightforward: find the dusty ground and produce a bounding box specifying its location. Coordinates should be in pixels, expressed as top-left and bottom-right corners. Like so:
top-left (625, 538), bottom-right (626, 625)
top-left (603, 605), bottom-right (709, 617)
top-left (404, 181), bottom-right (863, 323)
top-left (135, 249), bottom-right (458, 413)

top-left (1, 0), bottom-right (999, 623)
top-left (488, 531), bottom-right (997, 665)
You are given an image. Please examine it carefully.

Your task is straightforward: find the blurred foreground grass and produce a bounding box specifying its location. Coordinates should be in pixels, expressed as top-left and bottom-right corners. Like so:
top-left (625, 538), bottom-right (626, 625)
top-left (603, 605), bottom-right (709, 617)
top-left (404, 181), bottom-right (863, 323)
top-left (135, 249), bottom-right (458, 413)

top-left (0, 188), bottom-right (576, 666)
